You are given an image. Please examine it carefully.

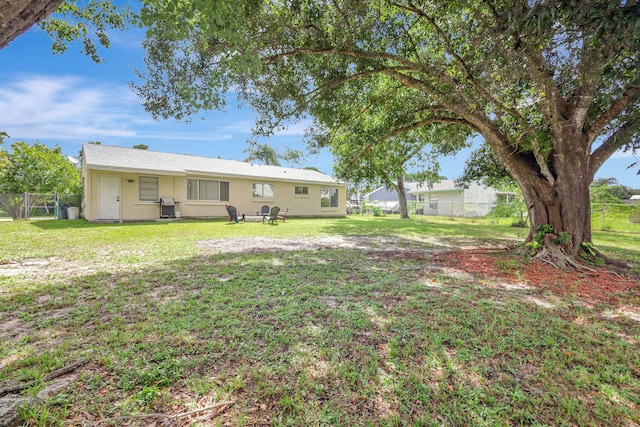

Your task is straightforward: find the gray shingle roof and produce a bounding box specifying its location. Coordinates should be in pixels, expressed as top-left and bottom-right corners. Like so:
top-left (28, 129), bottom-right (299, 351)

top-left (82, 144), bottom-right (340, 184)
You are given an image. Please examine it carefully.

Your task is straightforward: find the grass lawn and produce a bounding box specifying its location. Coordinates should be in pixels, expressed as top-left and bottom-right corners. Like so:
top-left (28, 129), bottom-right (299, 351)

top-left (0, 216), bottom-right (638, 426)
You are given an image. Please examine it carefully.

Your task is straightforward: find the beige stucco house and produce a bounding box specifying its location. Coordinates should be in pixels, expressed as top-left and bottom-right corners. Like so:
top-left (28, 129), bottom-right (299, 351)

top-left (81, 144), bottom-right (347, 222)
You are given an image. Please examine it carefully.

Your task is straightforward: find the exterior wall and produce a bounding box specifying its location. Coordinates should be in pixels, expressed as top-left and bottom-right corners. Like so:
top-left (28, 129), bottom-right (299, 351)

top-left (462, 183), bottom-right (498, 216)
top-left (83, 168), bottom-right (346, 221)
top-left (424, 191), bottom-right (464, 216)
top-left (419, 183), bottom-right (499, 217)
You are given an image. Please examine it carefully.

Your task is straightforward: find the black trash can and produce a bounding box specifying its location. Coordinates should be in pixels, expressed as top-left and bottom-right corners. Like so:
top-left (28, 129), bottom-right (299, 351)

top-left (56, 202), bottom-right (70, 219)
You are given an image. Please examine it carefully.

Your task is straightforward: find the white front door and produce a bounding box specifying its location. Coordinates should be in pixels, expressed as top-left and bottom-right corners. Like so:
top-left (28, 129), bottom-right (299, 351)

top-left (98, 175), bottom-right (121, 220)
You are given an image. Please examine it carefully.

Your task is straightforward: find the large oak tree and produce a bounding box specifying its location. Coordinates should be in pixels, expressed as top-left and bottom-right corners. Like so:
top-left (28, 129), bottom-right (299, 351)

top-left (134, 0), bottom-right (638, 264)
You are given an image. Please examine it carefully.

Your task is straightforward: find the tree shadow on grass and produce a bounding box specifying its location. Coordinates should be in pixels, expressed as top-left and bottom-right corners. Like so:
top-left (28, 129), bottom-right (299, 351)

top-left (28, 218), bottom-right (228, 231)
top-left (323, 216), bottom-right (528, 249)
top-left (1, 246), bottom-right (638, 426)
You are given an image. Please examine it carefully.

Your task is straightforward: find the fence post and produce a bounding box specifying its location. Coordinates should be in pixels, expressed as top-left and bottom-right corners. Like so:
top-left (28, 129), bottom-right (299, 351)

top-left (24, 192), bottom-right (29, 220)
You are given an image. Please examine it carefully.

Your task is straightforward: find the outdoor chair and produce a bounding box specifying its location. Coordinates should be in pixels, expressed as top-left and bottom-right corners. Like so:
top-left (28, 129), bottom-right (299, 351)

top-left (276, 206), bottom-right (289, 222)
top-left (264, 206), bottom-right (281, 224)
top-left (259, 205), bottom-right (270, 216)
top-left (225, 204), bottom-right (245, 223)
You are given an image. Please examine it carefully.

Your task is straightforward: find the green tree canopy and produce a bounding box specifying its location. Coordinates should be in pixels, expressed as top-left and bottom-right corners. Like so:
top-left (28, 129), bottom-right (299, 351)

top-left (332, 121), bottom-right (466, 217)
top-left (590, 177), bottom-right (639, 203)
top-left (1, 0), bottom-right (133, 62)
top-left (243, 143), bottom-right (303, 166)
top-left (0, 141), bottom-right (81, 194)
top-left (134, 0), bottom-right (640, 264)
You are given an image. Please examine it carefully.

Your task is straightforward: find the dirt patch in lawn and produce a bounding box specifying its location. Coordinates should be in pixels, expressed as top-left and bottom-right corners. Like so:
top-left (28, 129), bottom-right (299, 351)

top-left (197, 236), bottom-right (640, 310)
top-left (196, 235), bottom-right (450, 253)
top-left (432, 249), bottom-right (640, 309)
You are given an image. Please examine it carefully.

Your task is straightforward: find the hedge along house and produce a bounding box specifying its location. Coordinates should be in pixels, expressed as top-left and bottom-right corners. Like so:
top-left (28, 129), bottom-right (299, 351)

top-left (81, 144), bottom-right (347, 222)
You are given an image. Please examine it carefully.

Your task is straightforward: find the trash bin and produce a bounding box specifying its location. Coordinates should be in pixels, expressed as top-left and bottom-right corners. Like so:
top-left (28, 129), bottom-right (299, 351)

top-left (67, 207), bottom-right (80, 220)
top-left (56, 202), bottom-right (69, 219)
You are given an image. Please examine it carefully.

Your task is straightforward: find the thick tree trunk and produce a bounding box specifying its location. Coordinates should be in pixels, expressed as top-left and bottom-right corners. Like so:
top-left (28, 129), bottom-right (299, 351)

top-left (509, 136), bottom-right (594, 263)
top-left (394, 176), bottom-right (410, 219)
top-left (479, 122), bottom-right (598, 266)
top-left (520, 176), bottom-right (592, 253)
top-left (0, 0), bottom-right (64, 50)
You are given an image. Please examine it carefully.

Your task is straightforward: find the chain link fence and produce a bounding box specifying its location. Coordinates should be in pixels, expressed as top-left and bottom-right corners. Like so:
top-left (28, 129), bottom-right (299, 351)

top-left (419, 201), bottom-right (640, 233)
top-left (354, 200), bottom-right (640, 233)
top-left (590, 203), bottom-right (640, 232)
top-left (0, 193), bottom-right (81, 220)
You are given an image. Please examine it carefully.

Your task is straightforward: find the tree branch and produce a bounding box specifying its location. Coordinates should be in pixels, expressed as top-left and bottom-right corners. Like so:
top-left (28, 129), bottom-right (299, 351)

top-left (589, 121), bottom-right (640, 179)
top-left (396, 1), bottom-right (527, 122)
top-left (585, 84), bottom-right (640, 146)
top-left (348, 117), bottom-right (471, 168)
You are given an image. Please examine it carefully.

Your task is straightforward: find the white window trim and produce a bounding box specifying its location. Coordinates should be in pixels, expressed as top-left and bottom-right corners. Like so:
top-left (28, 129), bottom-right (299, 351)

top-left (320, 187), bottom-right (339, 208)
top-left (187, 178), bottom-right (230, 201)
top-left (139, 175), bottom-right (159, 202)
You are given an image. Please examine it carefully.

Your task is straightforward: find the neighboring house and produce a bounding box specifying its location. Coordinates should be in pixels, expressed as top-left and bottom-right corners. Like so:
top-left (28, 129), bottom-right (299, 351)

top-left (630, 195), bottom-right (640, 205)
top-left (81, 144), bottom-right (346, 222)
top-left (364, 182), bottom-right (425, 212)
top-left (411, 180), bottom-right (513, 217)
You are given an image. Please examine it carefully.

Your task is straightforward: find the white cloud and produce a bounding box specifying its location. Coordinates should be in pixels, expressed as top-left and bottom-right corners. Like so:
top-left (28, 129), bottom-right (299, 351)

top-left (0, 75), bottom-right (139, 140)
top-left (0, 74), bottom-right (245, 144)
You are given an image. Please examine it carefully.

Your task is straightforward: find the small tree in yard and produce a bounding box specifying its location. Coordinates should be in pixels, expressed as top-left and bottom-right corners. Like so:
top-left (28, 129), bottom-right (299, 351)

top-left (332, 123), bottom-right (465, 218)
top-left (133, 1), bottom-right (640, 267)
top-left (0, 141), bottom-right (81, 219)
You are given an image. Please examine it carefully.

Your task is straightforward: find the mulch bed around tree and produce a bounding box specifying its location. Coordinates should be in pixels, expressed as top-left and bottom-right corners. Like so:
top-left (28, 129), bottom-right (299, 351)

top-left (433, 249), bottom-right (640, 306)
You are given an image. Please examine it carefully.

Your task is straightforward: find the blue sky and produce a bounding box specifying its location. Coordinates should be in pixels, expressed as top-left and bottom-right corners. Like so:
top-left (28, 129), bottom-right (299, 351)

top-left (0, 17), bottom-right (637, 188)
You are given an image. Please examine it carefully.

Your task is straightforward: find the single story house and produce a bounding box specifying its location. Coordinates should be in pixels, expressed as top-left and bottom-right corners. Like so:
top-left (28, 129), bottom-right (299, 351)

top-left (411, 180), bottom-right (514, 217)
top-left (630, 195), bottom-right (640, 205)
top-left (364, 182), bottom-right (424, 213)
top-left (81, 144), bottom-right (347, 222)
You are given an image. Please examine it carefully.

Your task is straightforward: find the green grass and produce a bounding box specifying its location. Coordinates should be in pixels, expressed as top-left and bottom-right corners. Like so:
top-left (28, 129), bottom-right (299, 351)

top-left (0, 216), bottom-right (638, 426)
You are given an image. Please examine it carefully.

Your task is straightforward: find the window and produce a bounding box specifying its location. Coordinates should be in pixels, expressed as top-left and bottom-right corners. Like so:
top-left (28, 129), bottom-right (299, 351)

top-left (429, 195), bottom-right (438, 209)
top-left (252, 183), bottom-right (274, 198)
top-left (295, 185), bottom-right (309, 196)
top-left (187, 179), bottom-right (229, 201)
top-left (321, 187), bottom-right (339, 208)
top-left (139, 176), bottom-right (159, 201)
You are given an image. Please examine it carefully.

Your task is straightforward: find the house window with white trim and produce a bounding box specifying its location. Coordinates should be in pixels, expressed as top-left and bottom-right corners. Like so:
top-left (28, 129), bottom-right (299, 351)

top-left (321, 187), bottom-right (339, 208)
top-left (139, 176), bottom-right (159, 201)
top-left (252, 183), bottom-right (274, 198)
top-left (295, 185), bottom-right (309, 196)
top-left (187, 179), bottom-right (230, 201)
